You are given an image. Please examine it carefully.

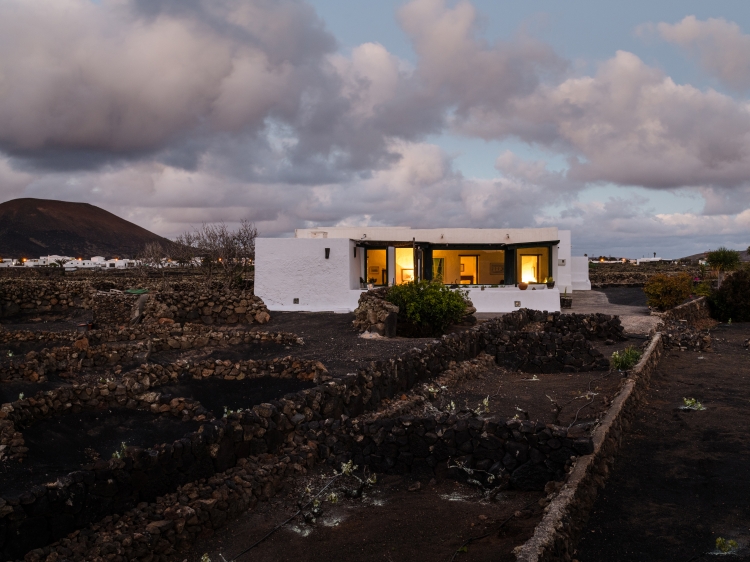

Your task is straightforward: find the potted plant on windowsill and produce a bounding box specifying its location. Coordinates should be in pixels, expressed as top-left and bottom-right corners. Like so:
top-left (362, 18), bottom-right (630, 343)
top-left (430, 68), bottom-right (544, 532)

top-left (545, 276), bottom-right (555, 289)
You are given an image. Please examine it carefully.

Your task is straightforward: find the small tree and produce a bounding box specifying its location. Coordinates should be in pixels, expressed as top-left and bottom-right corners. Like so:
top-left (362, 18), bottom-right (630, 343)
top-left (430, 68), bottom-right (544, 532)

top-left (173, 221), bottom-right (257, 286)
top-left (706, 247), bottom-right (741, 287)
top-left (137, 241), bottom-right (172, 288)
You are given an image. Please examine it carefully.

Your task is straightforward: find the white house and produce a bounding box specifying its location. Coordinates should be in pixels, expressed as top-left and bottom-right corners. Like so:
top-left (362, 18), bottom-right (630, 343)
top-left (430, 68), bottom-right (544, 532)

top-left (255, 227), bottom-right (591, 314)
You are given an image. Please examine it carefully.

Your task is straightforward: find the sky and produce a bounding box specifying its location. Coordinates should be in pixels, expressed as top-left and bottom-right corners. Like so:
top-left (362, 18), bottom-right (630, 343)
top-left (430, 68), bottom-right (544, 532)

top-left (1, 1), bottom-right (750, 258)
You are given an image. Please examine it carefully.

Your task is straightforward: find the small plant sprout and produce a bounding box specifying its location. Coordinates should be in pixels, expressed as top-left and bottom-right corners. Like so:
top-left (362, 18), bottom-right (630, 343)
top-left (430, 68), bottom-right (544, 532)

top-left (715, 537), bottom-right (739, 553)
top-left (473, 396), bottom-right (490, 415)
top-left (682, 397), bottom-right (706, 411)
top-left (111, 442), bottom-right (127, 459)
top-left (18, 393), bottom-right (24, 401)
top-left (338, 460), bottom-right (358, 476)
top-left (611, 346), bottom-right (642, 371)
top-left (6, 350), bottom-right (13, 357)
top-left (200, 555), bottom-right (211, 562)
top-left (326, 492), bottom-right (339, 504)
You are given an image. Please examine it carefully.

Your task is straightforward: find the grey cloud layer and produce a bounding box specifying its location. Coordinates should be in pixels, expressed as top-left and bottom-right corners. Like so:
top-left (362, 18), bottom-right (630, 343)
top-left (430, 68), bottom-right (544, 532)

top-left (1, 0), bottom-right (749, 256)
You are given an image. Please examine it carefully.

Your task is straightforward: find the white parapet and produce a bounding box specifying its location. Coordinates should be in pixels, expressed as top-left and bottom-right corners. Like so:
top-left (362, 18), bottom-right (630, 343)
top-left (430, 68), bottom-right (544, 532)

top-left (467, 286), bottom-right (560, 313)
top-left (571, 256), bottom-right (592, 290)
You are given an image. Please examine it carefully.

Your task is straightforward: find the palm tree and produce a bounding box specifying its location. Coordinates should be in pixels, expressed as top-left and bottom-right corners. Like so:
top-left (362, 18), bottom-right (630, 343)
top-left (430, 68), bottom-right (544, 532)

top-left (706, 247), bottom-right (741, 287)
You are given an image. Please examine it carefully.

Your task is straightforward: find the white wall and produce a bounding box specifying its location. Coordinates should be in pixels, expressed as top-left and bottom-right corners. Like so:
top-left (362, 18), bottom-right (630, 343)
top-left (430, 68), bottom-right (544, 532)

top-left (556, 230), bottom-right (573, 293)
top-left (296, 226), bottom-right (559, 246)
top-left (255, 237), bottom-right (363, 312)
top-left (571, 257), bottom-right (591, 290)
top-left (468, 286), bottom-right (560, 313)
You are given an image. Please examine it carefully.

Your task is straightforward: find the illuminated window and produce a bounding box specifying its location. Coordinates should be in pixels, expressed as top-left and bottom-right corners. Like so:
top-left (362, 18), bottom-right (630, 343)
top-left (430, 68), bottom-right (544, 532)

top-left (516, 247), bottom-right (549, 284)
top-left (433, 249), bottom-right (504, 285)
top-left (395, 247), bottom-right (415, 284)
top-left (365, 249), bottom-right (387, 286)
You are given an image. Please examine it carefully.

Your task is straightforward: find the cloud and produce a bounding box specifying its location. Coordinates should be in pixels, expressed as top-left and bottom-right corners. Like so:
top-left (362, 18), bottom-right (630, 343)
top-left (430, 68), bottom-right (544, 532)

top-left (2, 0), bottom-right (750, 258)
top-left (654, 16), bottom-right (750, 91)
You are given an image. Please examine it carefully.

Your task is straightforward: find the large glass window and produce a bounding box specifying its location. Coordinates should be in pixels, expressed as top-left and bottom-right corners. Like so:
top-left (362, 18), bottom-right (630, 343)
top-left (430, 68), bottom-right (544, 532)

top-left (432, 249), bottom-right (505, 285)
top-left (395, 247), bottom-right (415, 284)
top-left (365, 249), bottom-right (387, 286)
top-left (459, 255), bottom-right (478, 284)
top-left (516, 247), bottom-right (549, 284)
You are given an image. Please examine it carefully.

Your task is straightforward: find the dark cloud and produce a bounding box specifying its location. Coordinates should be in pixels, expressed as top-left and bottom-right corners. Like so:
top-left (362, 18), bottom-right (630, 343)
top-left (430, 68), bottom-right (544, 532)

top-left (2, 1), bottom-right (750, 257)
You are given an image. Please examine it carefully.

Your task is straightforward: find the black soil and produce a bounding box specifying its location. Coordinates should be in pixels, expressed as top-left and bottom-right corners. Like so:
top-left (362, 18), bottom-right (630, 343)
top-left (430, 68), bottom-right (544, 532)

top-left (191, 469), bottom-right (544, 562)
top-left (160, 376), bottom-right (316, 418)
top-left (0, 376), bottom-right (69, 404)
top-left (149, 341), bottom-right (296, 366)
top-left (438, 364), bottom-right (623, 429)
top-left (260, 312), bottom-right (446, 376)
top-left (1, 409), bottom-right (200, 496)
top-left (0, 309), bottom-right (93, 331)
top-left (576, 324), bottom-right (750, 561)
top-left (598, 287), bottom-right (648, 307)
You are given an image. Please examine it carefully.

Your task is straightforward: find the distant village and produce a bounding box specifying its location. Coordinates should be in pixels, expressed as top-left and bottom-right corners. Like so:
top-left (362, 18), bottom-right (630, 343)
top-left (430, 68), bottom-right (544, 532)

top-left (0, 255), bottom-right (191, 270)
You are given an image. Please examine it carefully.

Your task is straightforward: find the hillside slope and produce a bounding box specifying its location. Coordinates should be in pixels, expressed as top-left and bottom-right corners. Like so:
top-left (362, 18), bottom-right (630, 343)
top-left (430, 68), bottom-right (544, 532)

top-left (0, 198), bottom-right (171, 259)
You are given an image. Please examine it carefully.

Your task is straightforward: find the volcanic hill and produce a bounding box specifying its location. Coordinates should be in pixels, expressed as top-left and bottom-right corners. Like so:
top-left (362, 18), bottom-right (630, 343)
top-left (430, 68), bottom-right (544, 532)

top-left (0, 198), bottom-right (171, 259)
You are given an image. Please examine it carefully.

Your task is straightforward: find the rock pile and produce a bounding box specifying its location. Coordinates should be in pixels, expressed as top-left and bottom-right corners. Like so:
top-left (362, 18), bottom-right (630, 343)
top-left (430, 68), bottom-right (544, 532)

top-left (352, 288), bottom-right (399, 336)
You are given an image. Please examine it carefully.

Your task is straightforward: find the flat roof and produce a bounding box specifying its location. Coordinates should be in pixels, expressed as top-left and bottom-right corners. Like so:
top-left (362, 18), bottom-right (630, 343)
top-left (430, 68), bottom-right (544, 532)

top-left (295, 226), bottom-right (559, 245)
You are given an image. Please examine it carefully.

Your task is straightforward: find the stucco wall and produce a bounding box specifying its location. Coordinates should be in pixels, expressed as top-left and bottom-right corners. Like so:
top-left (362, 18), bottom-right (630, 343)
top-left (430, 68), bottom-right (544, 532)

top-left (556, 230), bottom-right (573, 293)
top-left (468, 286), bottom-right (561, 313)
top-left (255, 238), bottom-right (363, 312)
top-left (571, 256), bottom-right (592, 290)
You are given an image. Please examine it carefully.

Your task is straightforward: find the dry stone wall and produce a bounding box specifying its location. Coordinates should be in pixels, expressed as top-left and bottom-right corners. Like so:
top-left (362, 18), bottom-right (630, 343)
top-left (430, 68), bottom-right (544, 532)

top-left (142, 284), bottom-right (270, 326)
top-left (658, 297), bottom-right (713, 352)
top-left (1, 309), bottom-right (622, 559)
top-left (0, 279), bottom-right (272, 327)
top-left (0, 328), bottom-right (302, 383)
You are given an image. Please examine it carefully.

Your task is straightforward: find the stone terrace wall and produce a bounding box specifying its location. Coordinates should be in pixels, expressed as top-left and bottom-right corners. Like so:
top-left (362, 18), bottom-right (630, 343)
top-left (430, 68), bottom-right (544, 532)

top-left (315, 413), bottom-right (593, 491)
top-left (0, 309), bottom-right (619, 558)
top-left (662, 296), bottom-right (710, 323)
top-left (143, 286), bottom-right (270, 326)
top-left (514, 335), bottom-right (665, 562)
top-left (0, 323), bottom-right (299, 347)
top-left (659, 297), bottom-right (713, 352)
top-left (589, 263), bottom-right (700, 288)
top-left (0, 280), bottom-right (94, 318)
top-left (0, 279), bottom-right (272, 327)
top-left (0, 328), bottom-right (302, 383)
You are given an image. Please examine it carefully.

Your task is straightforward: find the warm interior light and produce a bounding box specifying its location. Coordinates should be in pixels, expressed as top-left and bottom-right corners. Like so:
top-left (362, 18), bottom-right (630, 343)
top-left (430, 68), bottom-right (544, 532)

top-left (521, 255), bottom-right (539, 283)
top-left (395, 248), bottom-right (415, 284)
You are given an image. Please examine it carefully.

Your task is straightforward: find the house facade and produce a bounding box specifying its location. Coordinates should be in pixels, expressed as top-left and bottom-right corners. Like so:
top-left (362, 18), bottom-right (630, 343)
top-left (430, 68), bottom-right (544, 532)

top-left (255, 227), bottom-right (590, 313)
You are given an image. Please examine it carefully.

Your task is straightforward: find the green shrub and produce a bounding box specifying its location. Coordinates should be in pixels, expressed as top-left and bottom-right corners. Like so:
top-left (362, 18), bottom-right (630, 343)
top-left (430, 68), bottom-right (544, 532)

top-left (643, 272), bottom-right (692, 311)
top-left (693, 280), bottom-right (713, 297)
top-left (706, 247), bottom-right (741, 287)
top-left (386, 280), bottom-right (468, 336)
top-left (611, 346), bottom-right (641, 371)
top-left (708, 269), bottom-right (750, 322)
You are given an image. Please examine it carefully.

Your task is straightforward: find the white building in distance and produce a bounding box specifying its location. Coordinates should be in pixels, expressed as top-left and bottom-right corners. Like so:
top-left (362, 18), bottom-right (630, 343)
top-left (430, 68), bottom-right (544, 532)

top-left (256, 227), bottom-right (591, 314)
